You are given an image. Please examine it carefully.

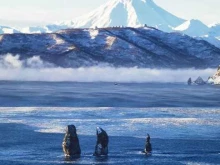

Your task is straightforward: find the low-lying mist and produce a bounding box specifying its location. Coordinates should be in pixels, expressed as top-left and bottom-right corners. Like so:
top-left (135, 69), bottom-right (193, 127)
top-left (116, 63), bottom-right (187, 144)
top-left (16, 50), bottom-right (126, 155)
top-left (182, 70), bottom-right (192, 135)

top-left (0, 54), bottom-right (216, 82)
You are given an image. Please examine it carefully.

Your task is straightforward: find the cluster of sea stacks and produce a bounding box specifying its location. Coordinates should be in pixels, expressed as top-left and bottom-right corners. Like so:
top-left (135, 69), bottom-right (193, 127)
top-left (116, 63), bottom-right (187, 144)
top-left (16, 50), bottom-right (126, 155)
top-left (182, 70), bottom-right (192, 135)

top-left (62, 125), bottom-right (109, 158)
top-left (62, 125), bottom-right (152, 158)
top-left (188, 66), bottom-right (220, 85)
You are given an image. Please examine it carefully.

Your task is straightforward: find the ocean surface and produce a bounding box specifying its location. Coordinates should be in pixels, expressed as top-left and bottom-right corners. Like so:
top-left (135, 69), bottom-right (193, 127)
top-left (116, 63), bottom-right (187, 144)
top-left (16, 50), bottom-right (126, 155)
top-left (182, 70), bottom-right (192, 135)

top-left (0, 81), bottom-right (220, 165)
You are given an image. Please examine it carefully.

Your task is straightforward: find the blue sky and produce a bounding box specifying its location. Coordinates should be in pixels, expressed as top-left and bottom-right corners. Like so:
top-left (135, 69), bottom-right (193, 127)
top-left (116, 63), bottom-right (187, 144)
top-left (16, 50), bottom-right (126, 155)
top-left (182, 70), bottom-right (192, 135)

top-left (0, 0), bottom-right (219, 27)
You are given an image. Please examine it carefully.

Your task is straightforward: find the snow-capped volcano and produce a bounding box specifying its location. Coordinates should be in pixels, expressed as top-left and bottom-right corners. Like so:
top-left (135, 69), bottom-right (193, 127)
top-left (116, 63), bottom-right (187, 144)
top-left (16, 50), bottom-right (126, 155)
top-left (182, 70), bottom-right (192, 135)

top-left (174, 19), bottom-right (209, 36)
top-left (59, 0), bottom-right (185, 32)
top-left (1, 0), bottom-right (220, 49)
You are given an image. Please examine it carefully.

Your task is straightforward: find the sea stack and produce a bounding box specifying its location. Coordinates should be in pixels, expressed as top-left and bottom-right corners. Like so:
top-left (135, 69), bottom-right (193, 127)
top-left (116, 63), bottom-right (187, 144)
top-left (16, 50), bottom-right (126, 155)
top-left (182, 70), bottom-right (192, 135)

top-left (62, 125), bottom-right (81, 157)
top-left (144, 134), bottom-right (152, 154)
top-left (187, 78), bottom-right (192, 85)
top-left (193, 76), bottom-right (206, 85)
top-left (94, 127), bottom-right (109, 156)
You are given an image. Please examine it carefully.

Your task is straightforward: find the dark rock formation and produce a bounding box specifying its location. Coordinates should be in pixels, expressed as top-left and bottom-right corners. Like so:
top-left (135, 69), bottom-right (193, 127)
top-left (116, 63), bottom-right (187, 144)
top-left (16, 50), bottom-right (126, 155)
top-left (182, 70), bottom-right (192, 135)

top-left (144, 134), bottom-right (152, 154)
top-left (62, 125), bottom-right (81, 157)
top-left (93, 127), bottom-right (109, 156)
top-left (187, 78), bottom-right (192, 85)
top-left (194, 76), bottom-right (206, 85)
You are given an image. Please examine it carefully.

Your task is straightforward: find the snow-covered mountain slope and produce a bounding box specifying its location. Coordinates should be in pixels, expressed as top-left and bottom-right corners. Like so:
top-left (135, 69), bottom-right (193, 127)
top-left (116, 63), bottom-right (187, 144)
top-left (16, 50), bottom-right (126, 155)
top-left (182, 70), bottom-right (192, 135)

top-left (19, 0), bottom-right (185, 34)
top-left (69, 0), bottom-right (184, 31)
top-left (1, 27), bottom-right (220, 68)
top-left (0, 26), bottom-right (20, 34)
top-left (20, 24), bottom-right (72, 34)
top-left (174, 19), bottom-right (209, 36)
top-left (0, 0), bottom-right (220, 50)
top-left (197, 36), bottom-right (220, 48)
top-left (17, 0), bottom-right (220, 49)
top-left (173, 20), bottom-right (220, 47)
top-left (209, 23), bottom-right (220, 37)
top-left (21, 26), bottom-right (49, 34)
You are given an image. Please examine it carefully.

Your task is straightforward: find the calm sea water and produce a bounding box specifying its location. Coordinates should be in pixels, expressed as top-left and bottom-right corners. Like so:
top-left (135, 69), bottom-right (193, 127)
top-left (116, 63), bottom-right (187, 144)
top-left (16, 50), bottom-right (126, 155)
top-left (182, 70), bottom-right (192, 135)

top-left (0, 81), bottom-right (220, 165)
top-left (0, 81), bottom-right (220, 107)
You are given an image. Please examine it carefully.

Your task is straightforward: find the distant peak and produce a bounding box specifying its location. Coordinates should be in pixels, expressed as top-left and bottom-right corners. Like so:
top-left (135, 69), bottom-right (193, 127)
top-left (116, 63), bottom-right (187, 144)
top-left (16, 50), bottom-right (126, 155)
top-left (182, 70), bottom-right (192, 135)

top-left (174, 19), bottom-right (209, 37)
top-left (209, 22), bottom-right (220, 28)
top-left (53, 0), bottom-right (185, 32)
top-left (189, 19), bottom-right (200, 22)
top-left (188, 19), bottom-right (204, 23)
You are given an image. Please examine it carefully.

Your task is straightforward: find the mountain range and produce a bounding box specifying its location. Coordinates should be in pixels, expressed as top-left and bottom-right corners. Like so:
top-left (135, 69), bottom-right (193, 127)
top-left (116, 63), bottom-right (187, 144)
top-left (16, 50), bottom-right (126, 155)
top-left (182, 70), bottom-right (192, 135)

top-left (1, 0), bottom-right (220, 69)
top-left (0, 0), bottom-right (220, 48)
top-left (0, 0), bottom-right (220, 50)
top-left (1, 27), bottom-right (220, 68)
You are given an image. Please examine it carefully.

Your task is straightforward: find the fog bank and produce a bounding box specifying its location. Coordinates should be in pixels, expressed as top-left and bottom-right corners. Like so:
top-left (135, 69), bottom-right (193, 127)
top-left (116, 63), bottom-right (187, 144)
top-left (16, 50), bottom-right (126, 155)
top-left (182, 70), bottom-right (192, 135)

top-left (0, 54), bottom-right (216, 82)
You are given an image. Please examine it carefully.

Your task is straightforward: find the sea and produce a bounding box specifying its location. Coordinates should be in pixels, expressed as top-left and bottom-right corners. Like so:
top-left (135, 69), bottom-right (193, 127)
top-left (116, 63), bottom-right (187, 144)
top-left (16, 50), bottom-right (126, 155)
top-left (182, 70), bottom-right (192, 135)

top-left (0, 81), bottom-right (220, 165)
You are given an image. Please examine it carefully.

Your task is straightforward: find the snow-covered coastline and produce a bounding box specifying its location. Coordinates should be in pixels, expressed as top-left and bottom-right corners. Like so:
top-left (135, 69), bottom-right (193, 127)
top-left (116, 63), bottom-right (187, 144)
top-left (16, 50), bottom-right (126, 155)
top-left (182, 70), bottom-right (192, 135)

top-left (211, 66), bottom-right (220, 84)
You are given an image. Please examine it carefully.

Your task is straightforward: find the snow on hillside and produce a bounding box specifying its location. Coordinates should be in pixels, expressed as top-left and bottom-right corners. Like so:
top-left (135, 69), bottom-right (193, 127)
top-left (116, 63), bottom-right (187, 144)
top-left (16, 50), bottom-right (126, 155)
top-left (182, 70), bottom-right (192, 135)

top-left (197, 36), bottom-right (220, 48)
top-left (20, 24), bottom-right (72, 34)
top-left (173, 20), bottom-right (220, 48)
top-left (16, 0), bottom-right (185, 34)
top-left (58, 0), bottom-right (185, 32)
top-left (0, 26), bottom-right (20, 34)
top-left (1, 27), bottom-right (220, 69)
top-left (174, 19), bottom-right (209, 36)
top-left (21, 26), bottom-right (49, 34)
top-left (209, 23), bottom-right (220, 37)
top-left (0, 0), bottom-right (220, 49)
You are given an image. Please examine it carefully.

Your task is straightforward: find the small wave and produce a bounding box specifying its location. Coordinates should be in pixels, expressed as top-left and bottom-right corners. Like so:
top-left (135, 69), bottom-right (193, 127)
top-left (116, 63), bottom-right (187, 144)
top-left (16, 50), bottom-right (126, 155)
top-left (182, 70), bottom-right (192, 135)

top-left (0, 107), bottom-right (219, 136)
